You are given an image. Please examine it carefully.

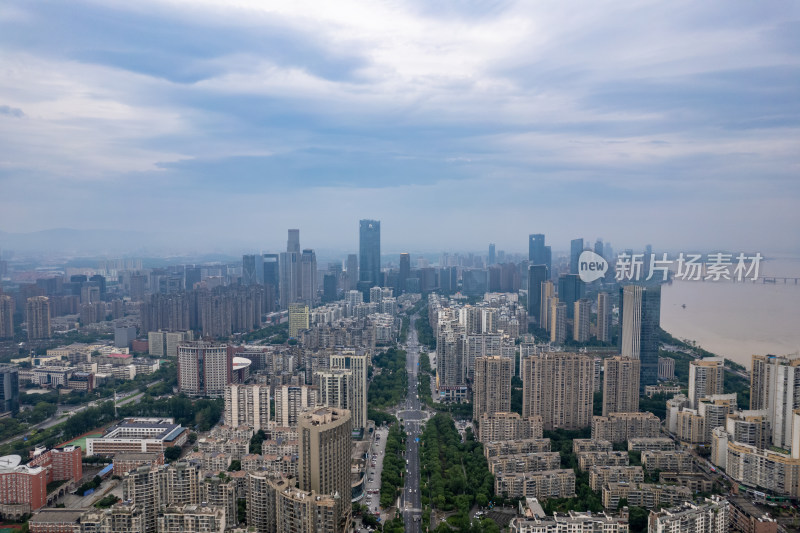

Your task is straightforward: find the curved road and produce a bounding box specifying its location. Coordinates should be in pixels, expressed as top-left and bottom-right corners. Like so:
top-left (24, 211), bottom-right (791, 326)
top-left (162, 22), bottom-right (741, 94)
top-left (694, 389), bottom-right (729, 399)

top-left (397, 315), bottom-right (427, 533)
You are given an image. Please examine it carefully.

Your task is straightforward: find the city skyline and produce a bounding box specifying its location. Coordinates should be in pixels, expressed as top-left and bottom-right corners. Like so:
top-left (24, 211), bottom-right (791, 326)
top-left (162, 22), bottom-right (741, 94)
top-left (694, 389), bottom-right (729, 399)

top-left (0, 1), bottom-right (798, 254)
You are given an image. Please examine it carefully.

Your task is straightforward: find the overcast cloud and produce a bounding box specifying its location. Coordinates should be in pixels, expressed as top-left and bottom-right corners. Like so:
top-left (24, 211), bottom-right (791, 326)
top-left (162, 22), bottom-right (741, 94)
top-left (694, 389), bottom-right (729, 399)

top-left (0, 1), bottom-right (798, 255)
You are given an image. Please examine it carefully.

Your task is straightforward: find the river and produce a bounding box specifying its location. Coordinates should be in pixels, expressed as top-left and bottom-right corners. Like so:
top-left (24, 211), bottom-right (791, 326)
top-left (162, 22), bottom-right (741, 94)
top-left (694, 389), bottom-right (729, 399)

top-left (660, 256), bottom-right (800, 369)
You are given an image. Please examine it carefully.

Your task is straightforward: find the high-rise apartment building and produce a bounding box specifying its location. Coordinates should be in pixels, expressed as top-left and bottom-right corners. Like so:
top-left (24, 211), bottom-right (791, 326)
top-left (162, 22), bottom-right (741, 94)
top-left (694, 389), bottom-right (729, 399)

top-left (26, 296), bottom-right (51, 340)
top-left (688, 357), bottom-right (725, 408)
top-left (620, 285), bottom-right (661, 387)
top-left (573, 298), bottom-right (591, 342)
top-left (527, 265), bottom-right (548, 327)
top-left (288, 303), bottom-right (309, 337)
top-left (521, 352), bottom-right (593, 430)
top-left (358, 219), bottom-right (381, 288)
top-left (298, 407), bottom-right (353, 531)
top-left (177, 342), bottom-right (230, 398)
top-left (473, 356), bottom-right (512, 422)
top-left (570, 238), bottom-right (584, 274)
top-left (0, 295), bottom-right (13, 339)
top-left (275, 385), bottom-right (317, 427)
top-left (317, 370), bottom-right (352, 417)
top-left (225, 384), bottom-right (270, 431)
top-left (299, 249), bottom-right (317, 306)
top-left (330, 352), bottom-right (368, 431)
top-left (750, 354), bottom-right (800, 451)
top-left (550, 301), bottom-right (567, 344)
top-left (122, 466), bottom-right (160, 533)
top-left (602, 356), bottom-right (640, 416)
top-left (597, 292), bottom-right (610, 342)
top-left (488, 244), bottom-right (496, 266)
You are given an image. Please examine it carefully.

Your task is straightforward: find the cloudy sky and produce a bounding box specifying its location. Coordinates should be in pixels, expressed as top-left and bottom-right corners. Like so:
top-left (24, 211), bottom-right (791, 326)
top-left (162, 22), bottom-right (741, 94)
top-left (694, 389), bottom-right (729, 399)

top-left (0, 0), bottom-right (798, 255)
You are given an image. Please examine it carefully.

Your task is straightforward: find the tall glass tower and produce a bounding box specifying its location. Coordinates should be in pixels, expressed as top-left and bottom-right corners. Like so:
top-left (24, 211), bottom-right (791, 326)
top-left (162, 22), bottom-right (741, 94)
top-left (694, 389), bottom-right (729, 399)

top-left (359, 219), bottom-right (381, 288)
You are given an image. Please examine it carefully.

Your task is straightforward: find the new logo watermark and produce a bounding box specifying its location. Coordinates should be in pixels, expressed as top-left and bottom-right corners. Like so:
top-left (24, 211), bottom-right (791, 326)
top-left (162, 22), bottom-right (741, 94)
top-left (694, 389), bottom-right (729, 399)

top-left (578, 251), bottom-right (763, 283)
top-left (578, 251), bottom-right (608, 282)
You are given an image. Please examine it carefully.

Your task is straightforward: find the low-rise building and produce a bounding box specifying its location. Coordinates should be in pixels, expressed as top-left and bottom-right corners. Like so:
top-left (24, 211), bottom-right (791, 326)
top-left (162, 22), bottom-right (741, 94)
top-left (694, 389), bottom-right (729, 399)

top-left (484, 439), bottom-right (551, 459)
top-left (477, 413), bottom-right (543, 443)
top-left (0, 455), bottom-right (47, 515)
top-left (495, 470), bottom-right (576, 500)
top-left (641, 450), bottom-right (695, 473)
top-left (602, 482), bottom-right (693, 510)
top-left (509, 506), bottom-right (630, 533)
top-left (572, 439), bottom-right (612, 454)
top-left (112, 452), bottom-right (165, 477)
top-left (628, 438), bottom-right (675, 452)
top-left (86, 418), bottom-right (187, 457)
top-left (589, 466), bottom-right (644, 492)
top-left (577, 451), bottom-right (629, 471)
top-left (648, 497), bottom-right (729, 533)
top-left (28, 508), bottom-right (86, 533)
top-left (591, 412), bottom-right (661, 443)
top-left (488, 453), bottom-right (561, 475)
top-left (727, 496), bottom-right (779, 533)
top-left (658, 472), bottom-right (714, 494)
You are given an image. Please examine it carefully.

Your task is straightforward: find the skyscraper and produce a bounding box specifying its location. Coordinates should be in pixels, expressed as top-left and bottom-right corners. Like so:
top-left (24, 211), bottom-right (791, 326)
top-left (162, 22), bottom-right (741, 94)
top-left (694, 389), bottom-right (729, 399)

top-left (529, 234), bottom-right (545, 263)
top-left (26, 296), bottom-right (51, 340)
top-left (597, 292), bottom-right (610, 342)
top-left (0, 295), bottom-right (13, 339)
top-left (398, 253), bottom-right (410, 294)
top-left (358, 219), bottom-right (381, 288)
top-left (594, 239), bottom-right (604, 258)
top-left (287, 229), bottom-right (300, 254)
top-left (488, 244), bottom-right (496, 266)
top-left (558, 274), bottom-right (585, 318)
top-left (472, 356), bottom-right (512, 421)
top-left (570, 238), bottom-right (584, 275)
top-left (527, 265), bottom-right (548, 327)
top-left (602, 356), bottom-right (640, 416)
top-left (322, 273), bottom-right (337, 302)
top-left (521, 352), bottom-right (593, 430)
top-left (688, 358), bottom-right (724, 408)
top-left (528, 234), bottom-right (552, 275)
top-left (177, 342), bottom-right (231, 398)
top-left (619, 285), bottom-right (661, 387)
top-left (0, 365), bottom-right (19, 414)
top-left (279, 229), bottom-right (302, 309)
top-left (298, 407), bottom-right (352, 531)
top-left (299, 249), bottom-right (317, 306)
top-left (346, 254), bottom-right (358, 290)
top-left (242, 254), bottom-right (262, 285)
